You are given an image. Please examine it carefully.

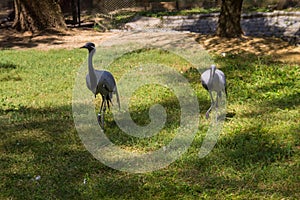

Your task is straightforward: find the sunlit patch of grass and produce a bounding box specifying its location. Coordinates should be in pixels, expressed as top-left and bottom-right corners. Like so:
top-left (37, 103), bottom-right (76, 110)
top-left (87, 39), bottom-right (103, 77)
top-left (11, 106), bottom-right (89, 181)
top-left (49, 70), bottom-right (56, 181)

top-left (1, 47), bottom-right (299, 199)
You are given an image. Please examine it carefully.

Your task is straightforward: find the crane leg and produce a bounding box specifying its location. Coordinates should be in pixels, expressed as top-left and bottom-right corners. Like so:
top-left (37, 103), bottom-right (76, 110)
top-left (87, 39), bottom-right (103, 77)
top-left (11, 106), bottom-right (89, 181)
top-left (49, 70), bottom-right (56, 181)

top-left (216, 91), bottom-right (223, 108)
top-left (206, 91), bottom-right (215, 119)
top-left (98, 100), bottom-right (104, 126)
top-left (98, 96), bottom-right (106, 127)
top-left (205, 105), bottom-right (212, 119)
top-left (216, 92), bottom-right (219, 108)
top-left (102, 100), bottom-right (107, 128)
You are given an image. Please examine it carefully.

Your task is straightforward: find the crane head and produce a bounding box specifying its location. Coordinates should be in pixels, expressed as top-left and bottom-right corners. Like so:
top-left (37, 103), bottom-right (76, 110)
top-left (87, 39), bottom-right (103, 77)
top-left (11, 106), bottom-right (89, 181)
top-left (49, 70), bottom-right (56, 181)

top-left (80, 42), bottom-right (95, 52)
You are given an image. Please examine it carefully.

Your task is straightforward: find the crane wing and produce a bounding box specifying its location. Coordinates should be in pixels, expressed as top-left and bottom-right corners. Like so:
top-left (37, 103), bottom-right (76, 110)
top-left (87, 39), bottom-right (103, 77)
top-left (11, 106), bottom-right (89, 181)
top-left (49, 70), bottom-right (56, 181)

top-left (95, 70), bottom-right (116, 92)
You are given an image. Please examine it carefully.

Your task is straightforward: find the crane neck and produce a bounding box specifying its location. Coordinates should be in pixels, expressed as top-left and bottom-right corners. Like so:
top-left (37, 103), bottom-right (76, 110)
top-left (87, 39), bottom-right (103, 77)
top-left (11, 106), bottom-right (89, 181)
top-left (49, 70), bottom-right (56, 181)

top-left (209, 66), bottom-right (216, 84)
top-left (88, 48), bottom-right (97, 91)
top-left (88, 48), bottom-right (96, 71)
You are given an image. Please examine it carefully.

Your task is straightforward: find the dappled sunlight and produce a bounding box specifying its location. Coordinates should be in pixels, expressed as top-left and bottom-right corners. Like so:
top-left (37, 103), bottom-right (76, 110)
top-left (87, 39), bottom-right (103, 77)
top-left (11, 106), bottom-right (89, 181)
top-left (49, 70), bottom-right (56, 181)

top-left (1, 33), bottom-right (299, 199)
top-left (195, 34), bottom-right (300, 64)
top-left (0, 29), bottom-right (115, 50)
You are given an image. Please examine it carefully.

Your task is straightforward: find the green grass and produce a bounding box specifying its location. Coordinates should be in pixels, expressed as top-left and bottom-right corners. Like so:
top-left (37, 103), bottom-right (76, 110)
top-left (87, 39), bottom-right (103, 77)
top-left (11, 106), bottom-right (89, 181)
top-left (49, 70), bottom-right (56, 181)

top-left (1, 48), bottom-right (299, 199)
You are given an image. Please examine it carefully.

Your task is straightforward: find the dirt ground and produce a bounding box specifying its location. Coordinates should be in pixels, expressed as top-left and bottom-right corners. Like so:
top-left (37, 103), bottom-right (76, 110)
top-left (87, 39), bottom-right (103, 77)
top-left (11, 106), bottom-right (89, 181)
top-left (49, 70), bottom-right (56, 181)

top-left (195, 34), bottom-right (300, 64)
top-left (0, 28), bottom-right (299, 64)
top-left (0, 28), bottom-right (115, 50)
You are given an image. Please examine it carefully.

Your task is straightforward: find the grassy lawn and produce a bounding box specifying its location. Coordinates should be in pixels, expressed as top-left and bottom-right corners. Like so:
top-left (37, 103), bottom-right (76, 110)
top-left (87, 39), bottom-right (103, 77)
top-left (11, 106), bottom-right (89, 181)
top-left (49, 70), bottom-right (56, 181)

top-left (0, 47), bottom-right (299, 199)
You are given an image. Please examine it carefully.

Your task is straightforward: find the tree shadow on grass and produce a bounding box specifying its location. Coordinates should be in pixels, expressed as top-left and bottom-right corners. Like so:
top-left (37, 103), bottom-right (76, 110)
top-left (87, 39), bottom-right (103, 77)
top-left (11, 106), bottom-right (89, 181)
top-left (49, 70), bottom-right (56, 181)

top-left (0, 62), bottom-right (17, 69)
top-left (0, 105), bottom-right (114, 199)
top-left (267, 92), bottom-right (300, 109)
top-left (183, 121), bottom-right (299, 198)
top-left (0, 62), bottom-right (22, 81)
top-left (95, 93), bottom-right (209, 147)
top-left (219, 125), bottom-right (295, 167)
top-left (0, 84), bottom-right (208, 199)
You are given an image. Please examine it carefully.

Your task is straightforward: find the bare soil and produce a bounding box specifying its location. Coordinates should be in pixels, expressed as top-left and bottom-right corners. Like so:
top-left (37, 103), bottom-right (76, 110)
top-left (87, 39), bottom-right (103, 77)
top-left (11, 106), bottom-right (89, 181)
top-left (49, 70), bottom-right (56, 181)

top-left (195, 34), bottom-right (300, 64)
top-left (0, 28), bottom-right (115, 50)
top-left (0, 28), bottom-right (299, 64)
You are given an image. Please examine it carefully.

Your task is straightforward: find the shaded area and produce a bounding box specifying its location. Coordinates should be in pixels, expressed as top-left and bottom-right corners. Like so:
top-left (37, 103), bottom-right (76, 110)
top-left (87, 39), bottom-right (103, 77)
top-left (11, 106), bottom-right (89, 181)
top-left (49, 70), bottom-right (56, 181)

top-left (1, 106), bottom-right (101, 199)
top-left (0, 62), bottom-right (21, 81)
top-left (0, 62), bottom-right (17, 69)
top-left (219, 125), bottom-right (296, 167)
top-left (123, 11), bottom-right (300, 44)
top-left (2, 111), bottom-right (298, 199)
top-left (101, 95), bottom-right (209, 148)
top-left (186, 121), bottom-right (300, 198)
top-left (241, 13), bottom-right (300, 45)
top-left (0, 29), bottom-right (70, 49)
top-left (0, 28), bottom-right (114, 50)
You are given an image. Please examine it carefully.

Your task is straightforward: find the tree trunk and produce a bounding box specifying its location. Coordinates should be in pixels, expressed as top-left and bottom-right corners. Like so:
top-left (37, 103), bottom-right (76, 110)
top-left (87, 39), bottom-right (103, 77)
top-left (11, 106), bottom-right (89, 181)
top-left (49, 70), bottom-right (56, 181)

top-left (216, 0), bottom-right (222, 6)
top-left (71, 0), bottom-right (78, 25)
top-left (276, 0), bottom-right (294, 10)
top-left (216, 0), bottom-right (243, 38)
top-left (13, 0), bottom-right (66, 32)
top-left (77, 0), bottom-right (81, 27)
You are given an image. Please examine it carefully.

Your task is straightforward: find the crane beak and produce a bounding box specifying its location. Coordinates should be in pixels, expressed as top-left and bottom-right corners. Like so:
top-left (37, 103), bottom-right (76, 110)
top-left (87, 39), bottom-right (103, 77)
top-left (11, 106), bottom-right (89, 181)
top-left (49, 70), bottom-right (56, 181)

top-left (80, 45), bottom-right (86, 49)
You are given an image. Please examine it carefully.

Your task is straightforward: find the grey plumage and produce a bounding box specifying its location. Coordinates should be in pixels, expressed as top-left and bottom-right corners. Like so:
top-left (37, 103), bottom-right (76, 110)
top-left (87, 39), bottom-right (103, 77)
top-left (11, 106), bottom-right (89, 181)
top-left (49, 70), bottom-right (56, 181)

top-left (201, 65), bottom-right (227, 119)
top-left (81, 42), bottom-right (120, 127)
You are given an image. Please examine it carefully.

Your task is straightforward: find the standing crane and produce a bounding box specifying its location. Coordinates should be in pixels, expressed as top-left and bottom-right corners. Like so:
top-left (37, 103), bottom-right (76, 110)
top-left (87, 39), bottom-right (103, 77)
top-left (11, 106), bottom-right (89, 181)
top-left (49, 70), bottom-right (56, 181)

top-left (201, 65), bottom-right (227, 119)
top-left (81, 42), bottom-right (120, 127)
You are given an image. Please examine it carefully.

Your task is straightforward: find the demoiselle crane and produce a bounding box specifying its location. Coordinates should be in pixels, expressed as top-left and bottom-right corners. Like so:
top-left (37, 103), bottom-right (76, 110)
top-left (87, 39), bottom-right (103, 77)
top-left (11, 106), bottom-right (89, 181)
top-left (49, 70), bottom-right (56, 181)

top-left (81, 42), bottom-right (120, 127)
top-left (201, 65), bottom-right (227, 119)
